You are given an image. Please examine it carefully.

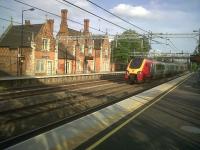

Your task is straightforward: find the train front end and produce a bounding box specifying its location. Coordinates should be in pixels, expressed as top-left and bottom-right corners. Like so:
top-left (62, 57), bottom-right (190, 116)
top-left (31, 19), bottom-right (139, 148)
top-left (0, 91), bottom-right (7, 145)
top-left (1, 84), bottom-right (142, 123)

top-left (125, 58), bottom-right (145, 83)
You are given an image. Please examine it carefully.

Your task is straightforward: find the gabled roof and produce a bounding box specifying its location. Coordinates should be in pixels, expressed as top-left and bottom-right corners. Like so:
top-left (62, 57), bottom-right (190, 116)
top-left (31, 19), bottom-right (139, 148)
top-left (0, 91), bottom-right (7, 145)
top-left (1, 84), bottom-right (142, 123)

top-left (57, 28), bottom-right (81, 37)
top-left (0, 24), bottom-right (43, 48)
top-left (68, 28), bottom-right (81, 36)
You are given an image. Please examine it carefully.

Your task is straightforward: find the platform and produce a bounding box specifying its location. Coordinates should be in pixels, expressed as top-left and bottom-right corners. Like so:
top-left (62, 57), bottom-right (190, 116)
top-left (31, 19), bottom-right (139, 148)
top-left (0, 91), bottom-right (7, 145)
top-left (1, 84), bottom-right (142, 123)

top-left (0, 72), bottom-right (124, 90)
top-left (85, 73), bottom-right (200, 150)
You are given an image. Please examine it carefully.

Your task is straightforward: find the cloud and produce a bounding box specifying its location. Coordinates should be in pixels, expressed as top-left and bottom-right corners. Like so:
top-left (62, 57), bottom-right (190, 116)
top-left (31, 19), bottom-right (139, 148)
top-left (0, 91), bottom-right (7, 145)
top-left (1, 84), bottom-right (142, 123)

top-left (73, 0), bottom-right (91, 9)
top-left (111, 4), bottom-right (151, 18)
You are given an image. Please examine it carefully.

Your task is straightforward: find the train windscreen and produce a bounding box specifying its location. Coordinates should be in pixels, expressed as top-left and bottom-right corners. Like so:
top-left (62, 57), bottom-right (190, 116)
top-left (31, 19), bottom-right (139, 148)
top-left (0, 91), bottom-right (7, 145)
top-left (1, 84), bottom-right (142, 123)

top-left (129, 58), bottom-right (144, 69)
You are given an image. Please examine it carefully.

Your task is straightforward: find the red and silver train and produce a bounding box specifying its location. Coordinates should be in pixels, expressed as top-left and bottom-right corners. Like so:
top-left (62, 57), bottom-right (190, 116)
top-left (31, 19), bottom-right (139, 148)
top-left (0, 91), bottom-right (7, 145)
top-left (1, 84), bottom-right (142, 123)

top-left (125, 58), bottom-right (187, 83)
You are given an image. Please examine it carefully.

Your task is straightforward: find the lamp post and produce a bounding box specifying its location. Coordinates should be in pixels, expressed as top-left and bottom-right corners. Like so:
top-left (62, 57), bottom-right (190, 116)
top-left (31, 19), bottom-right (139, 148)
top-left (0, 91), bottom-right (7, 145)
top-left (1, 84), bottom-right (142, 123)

top-left (165, 38), bottom-right (170, 53)
top-left (19, 8), bottom-right (35, 76)
top-left (193, 28), bottom-right (200, 53)
top-left (75, 44), bottom-right (80, 74)
top-left (65, 47), bottom-right (68, 74)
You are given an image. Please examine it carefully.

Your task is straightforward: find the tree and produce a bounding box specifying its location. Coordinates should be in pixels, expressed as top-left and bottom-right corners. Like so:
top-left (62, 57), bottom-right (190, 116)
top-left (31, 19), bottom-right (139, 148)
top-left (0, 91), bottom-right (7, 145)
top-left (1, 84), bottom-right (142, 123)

top-left (111, 29), bottom-right (150, 64)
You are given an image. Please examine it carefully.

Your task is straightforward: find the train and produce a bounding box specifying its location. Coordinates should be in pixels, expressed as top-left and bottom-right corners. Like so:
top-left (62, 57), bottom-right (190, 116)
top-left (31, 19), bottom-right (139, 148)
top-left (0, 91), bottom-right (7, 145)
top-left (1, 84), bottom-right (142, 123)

top-left (125, 58), bottom-right (187, 83)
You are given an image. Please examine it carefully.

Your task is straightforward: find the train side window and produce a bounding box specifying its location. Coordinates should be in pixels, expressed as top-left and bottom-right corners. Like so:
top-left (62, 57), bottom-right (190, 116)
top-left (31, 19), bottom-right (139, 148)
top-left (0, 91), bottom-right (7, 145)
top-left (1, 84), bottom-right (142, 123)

top-left (150, 64), bottom-right (154, 73)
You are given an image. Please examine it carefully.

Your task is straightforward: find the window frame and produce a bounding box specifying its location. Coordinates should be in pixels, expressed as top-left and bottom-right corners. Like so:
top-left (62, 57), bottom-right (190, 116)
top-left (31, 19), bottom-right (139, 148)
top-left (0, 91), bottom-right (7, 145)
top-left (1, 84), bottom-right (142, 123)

top-left (42, 38), bottom-right (50, 51)
top-left (35, 59), bottom-right (46, 73)
top-left (88, 46), bottom-right (92, 55)
top-left (81, 44), bottom-right (85, 53)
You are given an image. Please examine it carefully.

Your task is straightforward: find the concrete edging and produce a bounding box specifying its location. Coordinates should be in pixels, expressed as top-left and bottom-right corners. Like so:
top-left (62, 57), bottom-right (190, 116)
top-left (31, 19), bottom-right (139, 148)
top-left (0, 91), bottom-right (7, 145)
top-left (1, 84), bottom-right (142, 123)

top-left (7, 73), bottom-right (191, 150)
top-left (0, 72), bottom-right (124, 89)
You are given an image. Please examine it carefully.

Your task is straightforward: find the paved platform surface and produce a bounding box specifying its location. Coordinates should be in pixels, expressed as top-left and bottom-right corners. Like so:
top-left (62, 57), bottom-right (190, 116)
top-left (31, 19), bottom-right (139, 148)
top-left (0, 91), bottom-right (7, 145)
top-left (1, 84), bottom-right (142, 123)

top-left (86, 73), bottom-right (200, 150)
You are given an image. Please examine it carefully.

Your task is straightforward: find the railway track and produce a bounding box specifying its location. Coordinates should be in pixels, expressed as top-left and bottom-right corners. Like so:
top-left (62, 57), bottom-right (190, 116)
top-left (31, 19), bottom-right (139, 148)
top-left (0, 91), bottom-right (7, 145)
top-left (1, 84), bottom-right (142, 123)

top-left (0, 79), bottom-right (121, 101)
top-left (0, 74), bottom-right (184, 148)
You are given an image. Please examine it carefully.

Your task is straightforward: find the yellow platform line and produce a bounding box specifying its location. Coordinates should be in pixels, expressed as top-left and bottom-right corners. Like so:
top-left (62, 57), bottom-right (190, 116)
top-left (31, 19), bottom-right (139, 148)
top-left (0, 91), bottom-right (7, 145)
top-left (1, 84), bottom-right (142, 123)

top-left (86, 74), bottom-right (191, 150)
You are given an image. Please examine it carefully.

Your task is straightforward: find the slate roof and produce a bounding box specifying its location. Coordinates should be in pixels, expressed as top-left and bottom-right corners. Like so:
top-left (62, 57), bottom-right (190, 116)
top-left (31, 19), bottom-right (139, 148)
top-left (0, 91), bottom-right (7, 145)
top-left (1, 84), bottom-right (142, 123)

top-left (0, 24), bottom-right (43, 48)
top-left (68, 28), bottom-right (81, 36)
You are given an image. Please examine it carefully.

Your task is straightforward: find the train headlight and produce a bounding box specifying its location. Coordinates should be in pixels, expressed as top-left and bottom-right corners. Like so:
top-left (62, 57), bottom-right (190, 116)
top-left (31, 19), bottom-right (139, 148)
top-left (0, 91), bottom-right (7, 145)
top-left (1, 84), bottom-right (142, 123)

top-left (137, 71), bottom-right (142, 75)
top-left (126, 70), bottom-right (129, 75)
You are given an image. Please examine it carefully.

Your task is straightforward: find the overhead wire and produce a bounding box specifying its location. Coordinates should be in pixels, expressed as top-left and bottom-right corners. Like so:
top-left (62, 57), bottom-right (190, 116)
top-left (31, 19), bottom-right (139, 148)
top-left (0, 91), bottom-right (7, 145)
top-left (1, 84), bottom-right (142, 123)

top-left (151, 39), bottom-right (166, 45)
top-left (0, 4), bottom-right (60, 23)
top-left (167, 39), bottom-right (180, 51)
top-left (63, 0), bottom-right (174, 49)
top-left (0, 17), bottom-right (114, 43)
top-left (60, 0), bottom-right (129, 31)
top-left (0, 17), bottom-right (59, 34)
top-left (0, 17), bottom-right (20, 24)
top-left (85, 0), bottom-right (172, 43)
top-left (86, 0), bottom-right (149, 34)
top-left (13, 0), bottom-right (107, 34)
top-left (0, 4), bottom-right (16, 11)
top-left (6, 0), bottom-right (185, 52)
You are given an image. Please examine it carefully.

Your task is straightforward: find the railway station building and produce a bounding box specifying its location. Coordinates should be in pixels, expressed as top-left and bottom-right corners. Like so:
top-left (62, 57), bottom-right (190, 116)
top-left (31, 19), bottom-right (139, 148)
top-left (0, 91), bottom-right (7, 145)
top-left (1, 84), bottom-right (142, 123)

top-left (56, 9), bottom-right (111, 74)
top-left (0, 19), bottom-right (58, 76)
top-left (0, 9), bottom-right (111, 77)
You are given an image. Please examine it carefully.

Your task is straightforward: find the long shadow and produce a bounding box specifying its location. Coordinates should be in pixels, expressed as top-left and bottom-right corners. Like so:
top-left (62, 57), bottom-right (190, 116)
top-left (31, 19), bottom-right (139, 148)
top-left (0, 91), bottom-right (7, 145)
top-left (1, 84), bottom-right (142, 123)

top-left (0, 70), bottom-right (14, 77)
top-left (99, 72), bottom-right (125, 84)
top-left (0, 69), bottom-right (52, 144)
top-left (84, 89), bottom-right (200, 150)
top-left (0, 71), bottom-right (194, 148)
top-left (0, 69), bottom-right (127, 148)
top-left (75, 73), bottom-right (200, 150)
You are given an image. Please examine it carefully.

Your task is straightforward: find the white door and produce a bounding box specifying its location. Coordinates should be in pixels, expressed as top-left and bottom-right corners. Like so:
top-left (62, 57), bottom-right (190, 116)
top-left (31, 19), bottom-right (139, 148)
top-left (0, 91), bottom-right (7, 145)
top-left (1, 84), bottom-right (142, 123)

top-left (47, 61), bottom-right (53, 75)
top-left (66, 60), bottom-right (72, 74)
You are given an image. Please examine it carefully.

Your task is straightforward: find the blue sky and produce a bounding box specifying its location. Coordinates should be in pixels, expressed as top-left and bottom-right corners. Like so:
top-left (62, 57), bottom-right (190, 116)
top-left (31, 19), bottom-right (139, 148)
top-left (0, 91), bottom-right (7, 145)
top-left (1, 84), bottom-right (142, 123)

top-left (0, 0), bottom-right (199, 53)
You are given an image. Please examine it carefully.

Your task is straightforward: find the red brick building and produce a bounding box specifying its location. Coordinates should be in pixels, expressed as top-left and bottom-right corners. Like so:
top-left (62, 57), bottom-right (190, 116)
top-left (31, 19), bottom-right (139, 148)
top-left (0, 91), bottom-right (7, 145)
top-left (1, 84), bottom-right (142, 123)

top-left (0, 19), bottom-right (58, 76)
top-left (57, 9), bottom-right (110, 74)
top-left (93, 35), bottom-right (111, 72)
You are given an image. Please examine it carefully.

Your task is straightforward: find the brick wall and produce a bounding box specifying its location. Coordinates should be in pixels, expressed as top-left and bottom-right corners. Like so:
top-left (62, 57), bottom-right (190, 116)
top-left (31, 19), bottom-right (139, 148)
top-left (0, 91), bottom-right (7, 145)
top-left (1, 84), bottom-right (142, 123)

top-left (33, 20), bottom-right (57, 76)
top-left (95, 37), bottom-right (111, 72)
top-left (0, 47), bottom-right (18, 76)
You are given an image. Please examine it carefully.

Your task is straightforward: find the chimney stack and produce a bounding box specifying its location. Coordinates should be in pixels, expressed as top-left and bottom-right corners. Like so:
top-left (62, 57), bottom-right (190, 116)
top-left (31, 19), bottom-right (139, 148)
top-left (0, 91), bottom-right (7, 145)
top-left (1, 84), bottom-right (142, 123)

top-left (25, 20), bottom-right (31, 25)
top-left (47, 19), bottom-right (54, 35)
top-left (84, 19), bottom-right (89, 33)
top-left (58, 9), bottom-right (68, 35)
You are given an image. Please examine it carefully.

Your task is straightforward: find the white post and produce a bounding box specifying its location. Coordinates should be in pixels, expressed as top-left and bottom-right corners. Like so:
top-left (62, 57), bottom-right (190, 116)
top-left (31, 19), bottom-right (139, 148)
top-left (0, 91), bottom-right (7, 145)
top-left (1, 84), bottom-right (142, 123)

top-left (31, 41), bottom-right (35, 75)
top-left (54, 39), bottom-right (59, 75)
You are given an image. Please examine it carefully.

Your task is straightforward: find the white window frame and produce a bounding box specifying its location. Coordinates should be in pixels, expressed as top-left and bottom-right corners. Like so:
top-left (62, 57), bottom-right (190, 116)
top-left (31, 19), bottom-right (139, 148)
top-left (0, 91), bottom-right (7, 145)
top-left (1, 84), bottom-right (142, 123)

top-left (90, 60), bottom-right (94, 71)
top-left (76, 60), bottom-right (83, 72)
top-left (35, 59), bottom-right (46, 73)
top-left (105, 48), bottom-right (108, 56)
top-left (65, 60), bottom-right (72, 74)
top-left (42, 38), bottom-right (50, 51)
top-left (81, 44), bottom-right (84, 53)
top-left (73, 45), bottom-right (75, 56)
top-left (88, 46), bottom-right (92, 55)
top-left (47, 60), bottom-right (53, 75)
top-left (77, 60), bottom-right (80, 72)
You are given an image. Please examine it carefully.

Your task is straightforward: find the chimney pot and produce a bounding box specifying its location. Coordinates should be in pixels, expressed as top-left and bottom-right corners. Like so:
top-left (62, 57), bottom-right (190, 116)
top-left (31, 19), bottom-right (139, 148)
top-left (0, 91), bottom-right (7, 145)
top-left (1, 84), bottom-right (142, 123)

top-left (25, 20), bottom-right (31, 25)
top-left (58, 9), bottom-right (68, 35)
top-left (84, 19), bottom-right (89, 33)
top-left (47, 19), bottom-right (54, 35)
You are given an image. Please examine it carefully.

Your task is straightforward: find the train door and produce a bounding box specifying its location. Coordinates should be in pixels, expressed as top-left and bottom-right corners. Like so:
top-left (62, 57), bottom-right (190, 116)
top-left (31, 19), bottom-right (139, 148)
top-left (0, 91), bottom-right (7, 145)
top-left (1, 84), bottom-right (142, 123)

top-left (146, 62), bottom-right (151, 77)
top-left (144, 62), bottom-right (151, 78)
top-left (151, 63), bottom-right (156, 79)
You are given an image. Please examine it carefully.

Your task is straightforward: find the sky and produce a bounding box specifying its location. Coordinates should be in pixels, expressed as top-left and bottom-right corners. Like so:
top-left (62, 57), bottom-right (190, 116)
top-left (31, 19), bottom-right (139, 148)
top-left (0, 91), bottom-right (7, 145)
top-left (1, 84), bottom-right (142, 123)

top-left (0, 0), bottom-right (199, 53)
